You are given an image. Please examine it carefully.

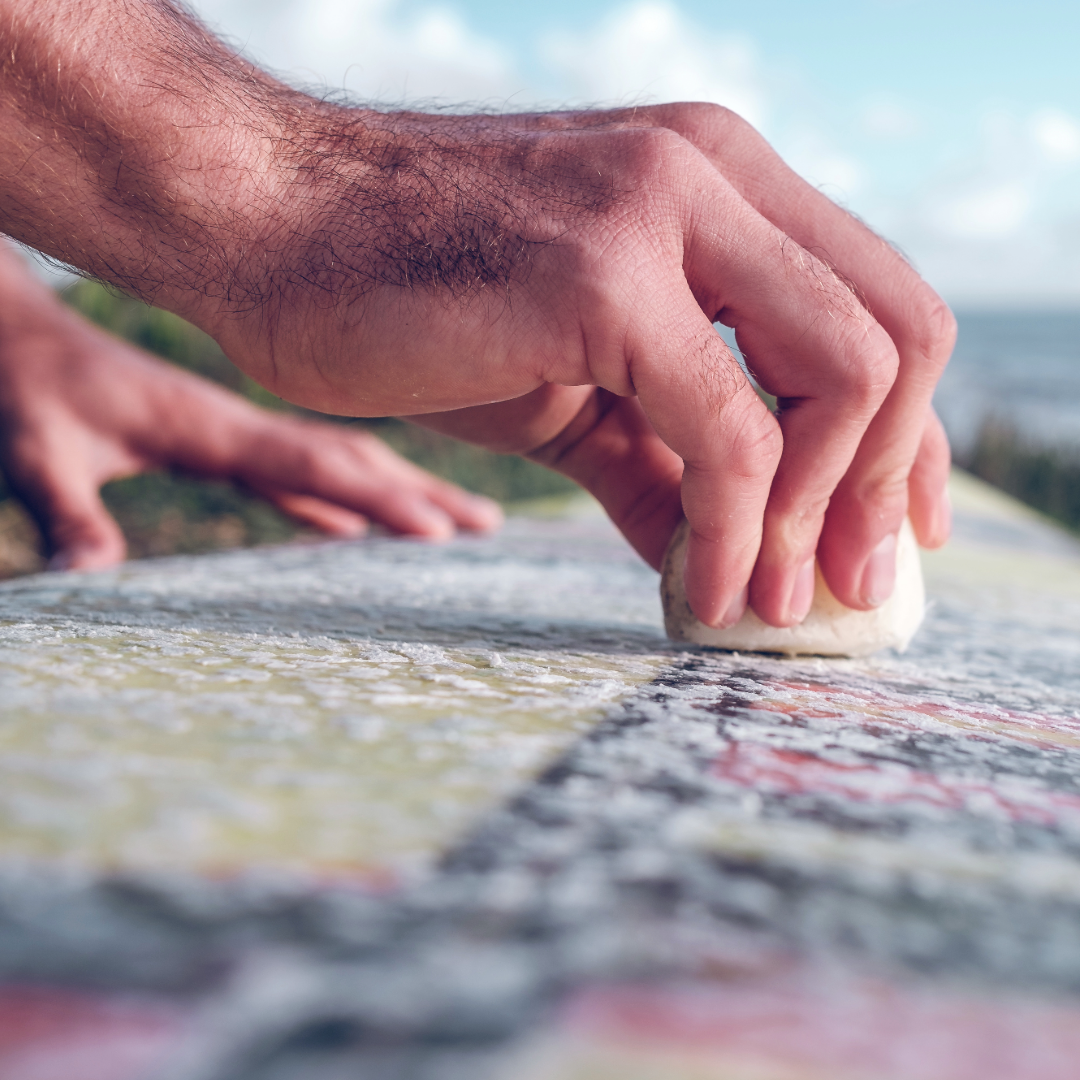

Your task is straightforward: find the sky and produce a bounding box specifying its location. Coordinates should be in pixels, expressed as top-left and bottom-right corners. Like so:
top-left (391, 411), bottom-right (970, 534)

top-left (189, 0), bottom-right (1080, 307)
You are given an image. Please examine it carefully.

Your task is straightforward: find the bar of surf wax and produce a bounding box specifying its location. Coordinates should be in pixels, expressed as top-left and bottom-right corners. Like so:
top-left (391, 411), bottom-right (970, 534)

top-left (660, 518), bottom-right (924, 658)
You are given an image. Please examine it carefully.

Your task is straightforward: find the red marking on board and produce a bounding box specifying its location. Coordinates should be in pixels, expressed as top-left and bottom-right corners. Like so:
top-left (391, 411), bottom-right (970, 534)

top-left (748, 679), bottom-right (1080, 748)
top-left (0, 986), bottom-right (187, 1080)
top-left (713, 741), bottom-right (1080, 825)
top-left (561, 970), bottom-right (1080, 1080)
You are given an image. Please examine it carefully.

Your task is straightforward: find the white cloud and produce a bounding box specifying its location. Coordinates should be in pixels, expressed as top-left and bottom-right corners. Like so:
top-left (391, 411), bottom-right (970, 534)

top-left (931, 183), bottom-right (1031, 240)
top-left (859, 97), bottom-right (921, 141)
top-left (892, 105), bottom-right (1080, 302)
top-left (196, 0), bottom-right (517, 103)
top-left (196, 0), bottom-right (768, 120)
top-left (1030, 108), bottom-right (1080, 163)
top-left (780, 131), bottom-right (866, 201)
top-left (539, 1), bottom-right (765, 125)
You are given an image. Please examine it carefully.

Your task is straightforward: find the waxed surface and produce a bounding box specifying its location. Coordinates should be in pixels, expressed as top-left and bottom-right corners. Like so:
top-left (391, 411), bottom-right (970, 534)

top-left (1, 477), bottom-right (1080, 1080)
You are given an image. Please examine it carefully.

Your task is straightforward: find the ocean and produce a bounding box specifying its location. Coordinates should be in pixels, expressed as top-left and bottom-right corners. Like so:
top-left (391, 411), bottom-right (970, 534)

top-left (937, 310), bottom-right (1080, 456)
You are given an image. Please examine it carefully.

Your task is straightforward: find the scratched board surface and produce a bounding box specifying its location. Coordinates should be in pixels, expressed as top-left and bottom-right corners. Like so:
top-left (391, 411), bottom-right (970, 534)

top-left (1, 477), bottom-right (1080, 1080)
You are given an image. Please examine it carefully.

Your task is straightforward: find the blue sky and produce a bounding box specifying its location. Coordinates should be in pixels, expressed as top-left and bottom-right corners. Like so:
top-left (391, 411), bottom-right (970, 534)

top-left (450, 0), bottom-right (1079, 114)
top-left (195, 0), bottom-right (1080, 306)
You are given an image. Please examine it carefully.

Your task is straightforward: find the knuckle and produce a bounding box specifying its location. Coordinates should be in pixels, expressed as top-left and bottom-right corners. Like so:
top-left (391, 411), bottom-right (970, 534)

top-left (905, 288), bottom-right (958, 375)
top-left (648, 102), bottom-right (765, 165)
top-left (665, 100), bottom-right (743, 137)
top-left (853, 468), bottom-right (911, 519)
top-left (616, 126), bottom-right (719, 193)
top-left (728, 409), bottom-right (783, 478)
top-left (835, 324), bottom-right (899, 411)
top-left (629, 125), bottom-right (694, 171)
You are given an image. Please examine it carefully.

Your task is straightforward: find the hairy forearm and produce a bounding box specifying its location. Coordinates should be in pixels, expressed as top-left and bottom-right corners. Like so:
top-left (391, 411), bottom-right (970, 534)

top-left (0, 0), bottom-right (588, 358)
top-left (0, 0), bottom-right (311, 324)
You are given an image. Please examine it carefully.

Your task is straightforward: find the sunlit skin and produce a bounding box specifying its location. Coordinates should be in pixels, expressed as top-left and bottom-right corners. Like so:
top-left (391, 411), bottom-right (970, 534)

top-left (0, 243), bottom-right (502, 569)
top-left (0, 0), bottom-right (953, 624)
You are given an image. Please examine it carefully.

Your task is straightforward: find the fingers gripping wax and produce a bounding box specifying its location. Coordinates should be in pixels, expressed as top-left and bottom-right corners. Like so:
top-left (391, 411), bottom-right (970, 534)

top-left (661, 519), bottom-right (925, 657)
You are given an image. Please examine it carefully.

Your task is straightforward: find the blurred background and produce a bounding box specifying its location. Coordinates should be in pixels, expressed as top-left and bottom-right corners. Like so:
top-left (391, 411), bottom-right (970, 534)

top-left (5, 0), bottom-right (1080, 572)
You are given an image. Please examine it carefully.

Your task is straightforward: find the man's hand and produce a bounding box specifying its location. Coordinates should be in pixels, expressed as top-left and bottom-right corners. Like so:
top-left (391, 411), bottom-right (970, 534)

top-left (403, 105), bottom-right (954, 627)
top-left (0, 244), bottom-right (501, 570)
top-left (0, 0), bottom-right (953, 624)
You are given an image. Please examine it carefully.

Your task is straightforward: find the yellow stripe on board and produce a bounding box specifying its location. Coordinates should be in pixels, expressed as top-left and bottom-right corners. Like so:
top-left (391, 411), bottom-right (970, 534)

top-left (0, 623), bottom-right (662, 880)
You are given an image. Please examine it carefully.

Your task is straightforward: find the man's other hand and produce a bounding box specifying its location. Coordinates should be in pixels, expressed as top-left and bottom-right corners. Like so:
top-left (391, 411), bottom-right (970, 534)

top-left (0, 245), bottom-right (501, 571)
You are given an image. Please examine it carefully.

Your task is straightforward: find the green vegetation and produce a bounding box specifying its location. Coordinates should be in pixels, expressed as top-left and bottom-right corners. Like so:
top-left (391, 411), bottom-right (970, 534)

top-left (63, 278), bottom-right (283, 408)
top-left (962, 420), bottom-right (1080, 534)
top-left (0, 279), bottom-right (577, 569)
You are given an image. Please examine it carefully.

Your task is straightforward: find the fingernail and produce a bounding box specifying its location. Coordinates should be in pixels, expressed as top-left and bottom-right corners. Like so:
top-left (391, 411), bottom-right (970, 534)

top-left (860, 532), bottom-right (898, 607)
top-left (789, 557), bottom-right (816, 624)
top-left (717, 584), bottom-right (749, 629)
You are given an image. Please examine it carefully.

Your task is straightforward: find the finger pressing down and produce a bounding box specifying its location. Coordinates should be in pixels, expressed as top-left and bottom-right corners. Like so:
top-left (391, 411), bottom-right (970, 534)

top-left (906, 409), bottom-right (952, 551)
top-left (621, 283), bottom-right (781, 631)
top-left (609, 105), bottom-right (955, 613)
top-left (626, 173), bottom-right (900, 629)
top-left (649, 104), bottom-right (956, 610)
